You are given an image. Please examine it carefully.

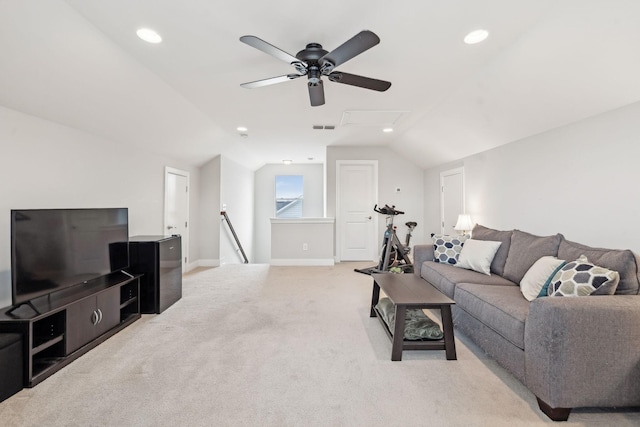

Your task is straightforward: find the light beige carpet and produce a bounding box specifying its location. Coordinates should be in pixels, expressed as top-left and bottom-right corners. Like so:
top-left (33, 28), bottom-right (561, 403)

top-left (1, 263), bottom-right (639, 426)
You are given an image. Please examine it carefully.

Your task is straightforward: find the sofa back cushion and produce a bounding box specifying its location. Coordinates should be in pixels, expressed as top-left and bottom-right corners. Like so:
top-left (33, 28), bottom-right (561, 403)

top-left (558, 239), bottom-right (640, 295)
top-left (503, 230), bottom-right (562, 284)
top-left (471, 224), bottom-right (512, 276)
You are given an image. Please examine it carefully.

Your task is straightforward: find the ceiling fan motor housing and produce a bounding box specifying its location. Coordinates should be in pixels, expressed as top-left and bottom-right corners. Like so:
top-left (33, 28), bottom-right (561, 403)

top-left (296, 43), bottom-right (334, 81)
top-left (296, 43), bottom-right (329, 62)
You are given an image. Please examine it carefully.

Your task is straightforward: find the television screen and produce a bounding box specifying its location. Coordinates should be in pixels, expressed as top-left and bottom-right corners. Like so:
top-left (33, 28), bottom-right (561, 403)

top-left (11, 208), bottom-right (129, 306)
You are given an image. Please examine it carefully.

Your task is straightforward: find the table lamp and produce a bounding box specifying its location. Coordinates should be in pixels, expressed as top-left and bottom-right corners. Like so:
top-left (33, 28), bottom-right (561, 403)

top-left (454, 214), bottom-right (473, 235)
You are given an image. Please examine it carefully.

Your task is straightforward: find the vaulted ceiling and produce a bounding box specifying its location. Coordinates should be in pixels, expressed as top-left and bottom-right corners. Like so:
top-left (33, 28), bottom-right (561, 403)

top-left (2, 1), bottom-right (639, 170)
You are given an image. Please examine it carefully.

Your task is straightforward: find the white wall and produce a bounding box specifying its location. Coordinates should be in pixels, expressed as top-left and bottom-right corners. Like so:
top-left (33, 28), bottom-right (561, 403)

top-left (0, 106), bottom-right (201, 307)
top-left (423, 101), bottom-right (640, 254)
top-left (326, 146), bottom-right (426, 253)
top-left (270, 218), bottom-right (334, 265)
top-left (198, 156), bottom-right (221, 266)
top-left (220, 156), bottom-right (254, 264)
top-left (254, 163), bottom-right (324, 263)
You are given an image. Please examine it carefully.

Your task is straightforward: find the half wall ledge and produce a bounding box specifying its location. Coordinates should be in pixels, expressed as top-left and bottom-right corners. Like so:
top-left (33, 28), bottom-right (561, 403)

top-left (270, 218), bottom-right (335, 266)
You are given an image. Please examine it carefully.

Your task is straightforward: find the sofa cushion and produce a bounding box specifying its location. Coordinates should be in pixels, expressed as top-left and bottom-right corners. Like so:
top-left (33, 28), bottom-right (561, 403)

top-left (456, 239), bottom-right (502, 275)
top-left (503, 230), bottom-right (562, 284)
top-left (455, 283), bottom-right (529, 350)
top-left (548, 255), bottom-right (620, 297)
top-left (420, 261), bottom-right (515, 299)
top-left (471, 224), bottom-right (512, 276)
top-left (432, 234), bottom-right (469, 265)
top-left (558, 239), bottom-right (640, 295)
top-left (520, 256), bottom-right (565, 301)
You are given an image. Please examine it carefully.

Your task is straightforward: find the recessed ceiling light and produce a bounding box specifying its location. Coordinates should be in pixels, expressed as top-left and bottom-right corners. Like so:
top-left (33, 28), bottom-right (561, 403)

top-left (237, 126), bottom-right (248, 132)
top-left (136, 28), bottom-right (162, 44)
top-left (464, 29), bottom-right (489, 45)
top-left (383, 127), bottom-right (394, 133)
top-left (282, 160), bottom-right (292, 165)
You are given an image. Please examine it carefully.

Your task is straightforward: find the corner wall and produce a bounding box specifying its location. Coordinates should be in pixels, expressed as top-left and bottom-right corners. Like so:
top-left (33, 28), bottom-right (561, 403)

top-left (198, 156), bottom-right (221, 266)
top-left (423, 101), bottom-right (640, 253)
top-left (0, 106), bottom-right (201, 307)
top-left (220, 156), bottom-right (254, 264)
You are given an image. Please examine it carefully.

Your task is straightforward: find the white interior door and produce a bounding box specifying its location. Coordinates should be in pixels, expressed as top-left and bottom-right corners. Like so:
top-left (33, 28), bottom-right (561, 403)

top-left (440, 167), bottom-right (465, 235)
top-left (337, 161), bottom-right (378, 261)
top-left (165, 167), bottom-right (189, 270)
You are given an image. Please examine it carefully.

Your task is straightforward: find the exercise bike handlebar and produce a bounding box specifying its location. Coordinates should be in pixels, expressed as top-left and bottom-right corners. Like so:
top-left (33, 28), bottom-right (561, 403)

top-left (373, 204), bottom-right (404, 216)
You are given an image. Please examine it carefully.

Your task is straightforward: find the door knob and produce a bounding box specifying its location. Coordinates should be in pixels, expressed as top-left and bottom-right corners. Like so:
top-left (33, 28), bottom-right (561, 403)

top-left (167, 225), bottom-right (175, 230)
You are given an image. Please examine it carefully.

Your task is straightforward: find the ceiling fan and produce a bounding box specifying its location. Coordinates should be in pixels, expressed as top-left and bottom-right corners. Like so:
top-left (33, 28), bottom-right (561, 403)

top-left (239, 30), bottom-right (391, 107)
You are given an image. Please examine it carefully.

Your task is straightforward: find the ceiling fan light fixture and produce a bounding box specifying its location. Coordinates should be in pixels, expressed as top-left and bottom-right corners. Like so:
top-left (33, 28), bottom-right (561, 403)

top-left (136, 28), bottom-right (162, 44)
top-left (464, 29), bottom-right (489, 45)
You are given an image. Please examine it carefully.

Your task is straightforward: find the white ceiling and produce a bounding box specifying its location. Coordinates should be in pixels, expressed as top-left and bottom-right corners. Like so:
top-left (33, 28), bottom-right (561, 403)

top-left (2, 0), bottom-right (640, 170)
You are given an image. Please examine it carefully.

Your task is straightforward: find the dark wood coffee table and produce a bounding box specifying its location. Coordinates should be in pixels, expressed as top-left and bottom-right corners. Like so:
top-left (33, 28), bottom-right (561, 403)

top-left (370, 273), bottom-right (456, 361)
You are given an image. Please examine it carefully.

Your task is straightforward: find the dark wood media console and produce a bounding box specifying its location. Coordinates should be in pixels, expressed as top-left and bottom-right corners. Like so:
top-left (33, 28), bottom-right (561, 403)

top-left (0, 272), bottom-right (141, 387)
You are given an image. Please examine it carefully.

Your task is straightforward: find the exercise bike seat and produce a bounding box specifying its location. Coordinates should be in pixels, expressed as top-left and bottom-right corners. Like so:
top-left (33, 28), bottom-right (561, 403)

top-left (405, 221), bottom-right (417, 228)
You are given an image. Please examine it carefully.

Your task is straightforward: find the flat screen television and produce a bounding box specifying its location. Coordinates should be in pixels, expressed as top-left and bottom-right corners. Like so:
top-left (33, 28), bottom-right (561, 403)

top-left (10, 208), bottom-right (129, 306)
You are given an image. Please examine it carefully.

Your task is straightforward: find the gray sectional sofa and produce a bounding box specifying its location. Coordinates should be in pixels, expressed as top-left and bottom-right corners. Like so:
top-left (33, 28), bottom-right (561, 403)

top-left (413, 224), bottom-right (640, 421)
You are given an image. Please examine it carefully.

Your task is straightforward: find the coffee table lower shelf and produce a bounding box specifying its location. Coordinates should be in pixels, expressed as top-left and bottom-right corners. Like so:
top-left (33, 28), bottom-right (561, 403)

top-left (372, 305), bottom-right (450, 352)
top-left (370, 273), bottom-right (457, 361)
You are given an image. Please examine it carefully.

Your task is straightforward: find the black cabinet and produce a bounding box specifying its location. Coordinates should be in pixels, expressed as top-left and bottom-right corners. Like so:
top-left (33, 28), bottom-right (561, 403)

top-left (0, 333), bottom-right (23, 401)
top-left (0, 273), bottom-right (140, 387)
top-left (129, 235), bottom-right (182, 314)
top-left (65, 285), bottom-right (120, 354)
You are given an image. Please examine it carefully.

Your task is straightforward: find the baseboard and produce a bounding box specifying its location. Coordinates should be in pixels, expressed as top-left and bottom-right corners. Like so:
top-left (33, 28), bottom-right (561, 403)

top-left (198, 259), bottom-right (220, 267)
top-left (185, 259), bottom-right (220, 273)
top-left (270, 258), bottom-right (335, 266)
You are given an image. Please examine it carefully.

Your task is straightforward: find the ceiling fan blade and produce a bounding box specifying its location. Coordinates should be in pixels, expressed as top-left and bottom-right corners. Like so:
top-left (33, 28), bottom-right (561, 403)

top-left (240, 35), bottom-right (304, 65)
top-left (320, 30), bottom-right (380, 68)
top-left (328, 72), bottom-right (391, 92)
top-left (308, 80), bottom-right (325, 106)
top-left (240, 74), bottom-right (302, 89)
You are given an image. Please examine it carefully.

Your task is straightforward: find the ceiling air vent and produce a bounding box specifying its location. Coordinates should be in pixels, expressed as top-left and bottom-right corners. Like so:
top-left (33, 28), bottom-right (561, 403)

top-left (312, 125), bottom-right (336, 130)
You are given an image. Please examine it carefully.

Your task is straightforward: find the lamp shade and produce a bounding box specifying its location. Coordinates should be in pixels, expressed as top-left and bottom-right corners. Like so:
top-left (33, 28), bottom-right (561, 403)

top-left (454, 214), bottom-right (474, 232)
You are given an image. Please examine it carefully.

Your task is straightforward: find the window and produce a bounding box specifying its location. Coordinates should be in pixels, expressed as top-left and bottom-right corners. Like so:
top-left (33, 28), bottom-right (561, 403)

top-left (275, 175), bottom-right (303, 218)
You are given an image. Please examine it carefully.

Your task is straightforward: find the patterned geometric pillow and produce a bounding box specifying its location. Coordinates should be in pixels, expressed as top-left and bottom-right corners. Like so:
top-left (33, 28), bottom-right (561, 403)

top-left (548, 255), bottom-right (620, 297)
top-left (432, 234), bottom-right (469, 265)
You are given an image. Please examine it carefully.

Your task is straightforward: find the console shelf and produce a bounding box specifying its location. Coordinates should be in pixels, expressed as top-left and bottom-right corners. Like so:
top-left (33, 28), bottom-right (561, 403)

top-left (32, 334), bottom-right (64, 355)
top-left (0, 273), bottom-right (141, 387)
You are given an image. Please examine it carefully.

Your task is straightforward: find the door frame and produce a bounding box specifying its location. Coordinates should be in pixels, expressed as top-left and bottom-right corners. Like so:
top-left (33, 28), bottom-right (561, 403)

top-left (336, 160), bottom-right (378, 262)
top-left (164, 166), bottom-right (190, 268)
top-left (440, 167), bottom-right (465, 234)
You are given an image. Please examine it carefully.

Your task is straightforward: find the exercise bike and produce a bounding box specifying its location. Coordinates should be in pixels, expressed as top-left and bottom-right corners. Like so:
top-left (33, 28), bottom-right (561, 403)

top-left (354, 204), bottom-right (417, 275)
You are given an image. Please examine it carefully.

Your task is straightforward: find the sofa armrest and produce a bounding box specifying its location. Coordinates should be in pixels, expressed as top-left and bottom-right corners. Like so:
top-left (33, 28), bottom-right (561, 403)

top-left (525, 295), bottom-right (640, 409)
top-left (413, 244), bottom-right (434, 276)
